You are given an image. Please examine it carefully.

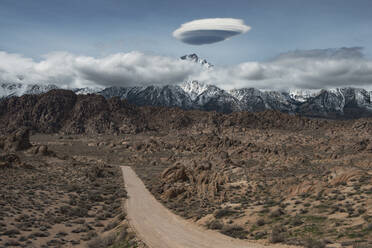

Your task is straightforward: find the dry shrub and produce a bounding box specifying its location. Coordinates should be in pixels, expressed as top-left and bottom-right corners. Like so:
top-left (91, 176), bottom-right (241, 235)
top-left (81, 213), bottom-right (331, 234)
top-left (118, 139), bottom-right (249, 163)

top-left (221, 225), bottom-right (247, 239)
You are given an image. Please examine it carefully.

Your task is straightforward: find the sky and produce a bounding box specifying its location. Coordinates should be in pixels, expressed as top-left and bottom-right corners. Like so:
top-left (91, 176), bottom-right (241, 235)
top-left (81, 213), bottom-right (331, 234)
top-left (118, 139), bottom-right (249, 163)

top-left (0, 0), bottom-right (372, 90)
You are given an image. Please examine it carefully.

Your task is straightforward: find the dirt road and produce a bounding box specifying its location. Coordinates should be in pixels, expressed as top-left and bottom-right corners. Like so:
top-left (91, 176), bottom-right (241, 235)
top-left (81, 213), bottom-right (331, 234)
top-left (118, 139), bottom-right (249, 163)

top-left (121, 166), bottom-right (296, 248)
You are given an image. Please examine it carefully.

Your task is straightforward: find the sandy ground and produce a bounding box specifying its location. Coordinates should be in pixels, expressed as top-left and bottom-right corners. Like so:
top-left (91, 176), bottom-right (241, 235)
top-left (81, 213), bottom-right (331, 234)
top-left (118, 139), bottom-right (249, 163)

top-left (121, 166), bottom-right (298, 248)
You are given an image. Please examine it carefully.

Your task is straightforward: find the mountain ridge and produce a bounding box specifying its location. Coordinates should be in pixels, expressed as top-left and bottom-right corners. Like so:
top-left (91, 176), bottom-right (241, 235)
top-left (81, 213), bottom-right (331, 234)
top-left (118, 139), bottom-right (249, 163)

top-left (2, 81), bottom-right (372, 118)
top-left (1, 53), bottom-right (372, 118)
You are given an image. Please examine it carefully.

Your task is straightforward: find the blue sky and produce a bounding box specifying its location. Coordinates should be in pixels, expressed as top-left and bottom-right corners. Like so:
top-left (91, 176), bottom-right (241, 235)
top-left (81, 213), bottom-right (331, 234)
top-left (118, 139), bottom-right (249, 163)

top-left (1, 0), bottom-right (372, 65)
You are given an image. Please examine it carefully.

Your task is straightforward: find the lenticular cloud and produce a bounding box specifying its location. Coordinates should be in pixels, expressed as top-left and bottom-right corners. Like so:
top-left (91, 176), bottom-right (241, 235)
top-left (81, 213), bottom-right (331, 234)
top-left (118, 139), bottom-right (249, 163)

top-left (173, 18), bottom-right (251, 45)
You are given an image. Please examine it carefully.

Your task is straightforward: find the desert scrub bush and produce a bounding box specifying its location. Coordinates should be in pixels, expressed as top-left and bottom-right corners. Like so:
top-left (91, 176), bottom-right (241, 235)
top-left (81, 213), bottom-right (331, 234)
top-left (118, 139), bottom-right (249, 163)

top-left (87, 228), bottom-right (132, 248)
top-left (304, 238), bottom-right (326, 248)
top-left (3, 229), bottom-right (21, 236)
top-left (87, 164), bottom-right (110, 181)
top-left (221, 225), bottom-right (248, 239)
top-left (87, 233), bottom-right (116, 248)
top-left (71, 224), bottom-right (91, 233)
top-left (290, 215), bottom-right (304, 227)
top-left (213, 208), bottom-right (237, 219)
top-left (104, 219), bottom-right (120, 232)
top-left (5, 240), bottom-right (21, 246)
top-left (81, 230), bottom-right (98, 241)
top-left (64, 205), bottom-right (89, 218)
top-left (269, 226), bottom-right (286, 243)
top-left (352, 242), bottom-right (372, 248)
top-left (28, 231), bottom-right (50, 238)
top-left (88, 190), bottom-right (104, 202)
top-left (59, 205), bottom-right (72, 215)
top-left (367, 223), bottom-right (372, 231)
top-left (256, 218), bottom-right (265, 226)
top-left (269, 208), bottom-right (285, 218)
top-left (259, 208), bottom-right (270, 214)
top-left (118, 212), bottom-right (127, 221)
top-left (207, 219), bottom-right (223, 230)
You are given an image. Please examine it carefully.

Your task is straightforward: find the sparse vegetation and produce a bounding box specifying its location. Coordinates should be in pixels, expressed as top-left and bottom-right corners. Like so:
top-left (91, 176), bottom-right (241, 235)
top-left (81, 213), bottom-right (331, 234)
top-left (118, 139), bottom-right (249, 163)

top-left (2, 90), bottom-right (372, 246)
top-left (220, 225), bottom-right (248, 239)
top-left (0, 133), bottom-right (136, 247)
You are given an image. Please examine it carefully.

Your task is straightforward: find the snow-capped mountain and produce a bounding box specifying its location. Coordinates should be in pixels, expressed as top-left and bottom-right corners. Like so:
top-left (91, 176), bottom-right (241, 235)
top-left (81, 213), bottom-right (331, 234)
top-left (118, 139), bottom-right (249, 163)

top-left (72, 87), bottom-right (103, 95)
top-left (2, 80), bottom-right (372, 118)
top-left (2, 54), bottom-right (372, 118)
top-left (180, 81), bottom-right (208, 101)
top-left (100, 85), bottom-right (194, 109)
top-left (99, 81), bottom-right (242, 113)
top-left (0, 83), bottom-right (59, 98)
top-left (0, 83), bottom-right (101, 98)
top-left (95, 82), bottom-right (372, 118)
top-left (180, 54), bottom-right (213, 68)
top-left (288, 89), bottom-right (322, 102)
top-left (230, 88), bottom-right (296, 113)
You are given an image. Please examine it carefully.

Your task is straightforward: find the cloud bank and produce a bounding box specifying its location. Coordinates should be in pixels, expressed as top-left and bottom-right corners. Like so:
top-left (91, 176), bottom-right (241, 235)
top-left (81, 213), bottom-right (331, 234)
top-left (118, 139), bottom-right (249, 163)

top-left (0, 51), bottom-right (202, 89)
top-left (0, 47), bottom-right (372, 91)
top-left (198, 47), bottom-right (372, 90)
top-left (173, 18), bottom-right (251, 45)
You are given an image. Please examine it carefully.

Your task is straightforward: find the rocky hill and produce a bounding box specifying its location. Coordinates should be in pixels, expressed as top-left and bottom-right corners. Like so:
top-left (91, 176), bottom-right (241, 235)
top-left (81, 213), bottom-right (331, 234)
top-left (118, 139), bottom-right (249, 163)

top-left (1, 89), bottom-right (347, 135)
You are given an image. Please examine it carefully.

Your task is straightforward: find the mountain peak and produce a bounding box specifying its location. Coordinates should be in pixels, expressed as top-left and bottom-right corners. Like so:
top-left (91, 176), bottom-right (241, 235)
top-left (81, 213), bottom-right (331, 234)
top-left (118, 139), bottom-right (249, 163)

top-left (180, 81), bottom-right (209, 101)
top-left (180, 54), bottom-right (213, 68)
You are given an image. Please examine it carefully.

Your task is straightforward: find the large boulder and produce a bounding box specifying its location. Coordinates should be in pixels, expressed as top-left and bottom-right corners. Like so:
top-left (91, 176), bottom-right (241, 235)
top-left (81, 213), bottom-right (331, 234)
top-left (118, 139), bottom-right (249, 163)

top-left (0, 128), bottom-right (32, 152)
top-left (28, 145), bottom-right (54, 156)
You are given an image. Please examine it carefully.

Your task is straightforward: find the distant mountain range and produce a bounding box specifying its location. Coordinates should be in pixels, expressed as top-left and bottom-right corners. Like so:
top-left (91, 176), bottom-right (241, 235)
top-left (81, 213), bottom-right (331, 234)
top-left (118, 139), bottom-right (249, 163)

top-left (1, 54), bottom-right (372, 119)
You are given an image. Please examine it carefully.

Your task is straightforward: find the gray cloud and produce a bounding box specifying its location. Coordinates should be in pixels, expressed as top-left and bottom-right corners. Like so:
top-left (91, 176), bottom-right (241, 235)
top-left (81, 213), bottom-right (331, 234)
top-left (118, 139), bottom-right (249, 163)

top-left (0, 48), bottom-right (372, 91)
top-left (272, 47), bottom-right (364, 60)
top-left (173, 18), bottom-right (251, 45)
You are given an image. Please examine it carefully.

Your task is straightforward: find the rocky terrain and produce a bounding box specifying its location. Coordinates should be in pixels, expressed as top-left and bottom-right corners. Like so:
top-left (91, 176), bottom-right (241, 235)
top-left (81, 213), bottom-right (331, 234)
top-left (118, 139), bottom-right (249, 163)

top-left (1, 90), bottom-right (372, 247)
top-left (0, 129), bottom-right (143, 247)
top-left (0, 89), bottom-right (336, 135)
top-left (130, 124), bottom-right (372, 247)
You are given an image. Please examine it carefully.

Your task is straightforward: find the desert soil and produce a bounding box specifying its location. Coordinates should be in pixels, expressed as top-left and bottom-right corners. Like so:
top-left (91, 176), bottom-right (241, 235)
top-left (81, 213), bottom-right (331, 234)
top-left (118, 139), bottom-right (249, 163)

top-left (0, 132), bottom-right (139, 248)
top-left (2, 89), bottom-right (372, 247)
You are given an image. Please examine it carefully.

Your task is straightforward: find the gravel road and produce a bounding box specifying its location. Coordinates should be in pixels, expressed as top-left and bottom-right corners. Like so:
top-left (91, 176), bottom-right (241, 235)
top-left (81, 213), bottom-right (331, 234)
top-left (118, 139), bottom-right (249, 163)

top-left (121, 166), bottom-right (296, 248)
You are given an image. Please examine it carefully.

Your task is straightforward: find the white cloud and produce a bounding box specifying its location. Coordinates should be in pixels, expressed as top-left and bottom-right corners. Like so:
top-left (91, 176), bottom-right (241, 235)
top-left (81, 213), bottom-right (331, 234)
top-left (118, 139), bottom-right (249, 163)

top-left (195, 47), bottom-right (372, 90)
top-left (0, 51), bottom-right (202, 88)
top-left (173, 18), bottom-right (251, 45)
top-left (0, 47), bottom-right (372, 91)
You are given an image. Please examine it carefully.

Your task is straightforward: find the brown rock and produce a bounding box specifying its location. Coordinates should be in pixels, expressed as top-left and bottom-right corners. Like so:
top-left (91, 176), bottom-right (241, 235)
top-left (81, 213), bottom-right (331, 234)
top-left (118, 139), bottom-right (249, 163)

top-left (0, 153), bottom-right (21, 168)
top-left (1, 128), bottom-right (32, 152)
top-left (29, 145), bottom-right (53, 156)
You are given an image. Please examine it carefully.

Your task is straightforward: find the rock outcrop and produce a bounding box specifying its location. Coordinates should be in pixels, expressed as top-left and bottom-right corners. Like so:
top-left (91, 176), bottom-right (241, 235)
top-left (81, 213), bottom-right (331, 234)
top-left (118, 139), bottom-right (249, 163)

top-left (0, 128), bottom-right (32, 152)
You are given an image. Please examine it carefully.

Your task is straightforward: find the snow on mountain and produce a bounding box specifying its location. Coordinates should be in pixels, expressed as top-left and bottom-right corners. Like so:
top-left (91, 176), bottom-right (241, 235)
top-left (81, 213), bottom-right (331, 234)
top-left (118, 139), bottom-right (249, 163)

top-left (100, 85), bottom-right (194, 109)
top-left (230, 88), bottom-right (295, 113)
top-left (72, 87), bottom-right (103, 95)
top-left (3, 81), bottom-right (372, 117)
top-left (0, 83), bottom-right (103, 98)
top-left (180, 54), bottom-right (213, 68)
top-left (24, 84), bottom-right (59, 95)
top-left (2, 54), bottom-right (372, 117)
top-left (288, 89), bottom-right (322, 102)
top-left (179, 80), bottom-right (209, 101)
top-left (193, 83), bottom-right (241, 112)
top-left (0, 83), bottom-right (59, 98)
top-left (0, 83), bottom-right (27, 98)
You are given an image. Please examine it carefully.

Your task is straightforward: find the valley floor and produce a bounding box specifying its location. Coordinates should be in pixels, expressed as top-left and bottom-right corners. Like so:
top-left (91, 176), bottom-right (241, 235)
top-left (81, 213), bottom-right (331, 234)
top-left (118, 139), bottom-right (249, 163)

top-left (1, 125), bottom-right (372, 247)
